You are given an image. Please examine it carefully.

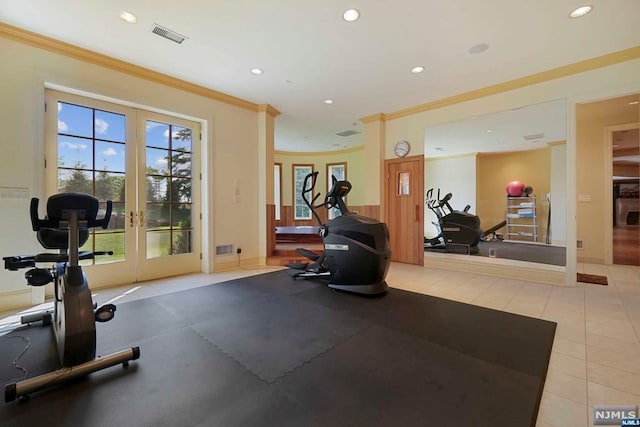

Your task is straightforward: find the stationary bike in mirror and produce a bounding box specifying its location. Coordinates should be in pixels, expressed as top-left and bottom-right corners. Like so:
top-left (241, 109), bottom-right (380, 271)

top-left (2, 192), bottom-right (140, 402)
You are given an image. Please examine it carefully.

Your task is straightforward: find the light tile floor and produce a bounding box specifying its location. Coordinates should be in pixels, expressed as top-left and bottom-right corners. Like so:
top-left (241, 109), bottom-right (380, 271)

top-left (1, 262), bottom-right (638, 427)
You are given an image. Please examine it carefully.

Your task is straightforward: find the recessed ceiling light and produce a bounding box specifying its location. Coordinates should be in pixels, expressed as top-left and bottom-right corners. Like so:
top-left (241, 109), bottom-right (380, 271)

top-left (629, 101), bottom-right (640, 105)
top-left (469, 43), bottom-right (490, 55)
top-left (343, 9), bottom-right (360, 22)
top-left (487, 130), bottom-right (493, 133)
top-left (119, 11), bottom-right (137, 24)
top-left (250, 68), bottom-right (263, 76)
top-left (569, 5), bottom-right (593, 18)
top-left (411, 66), bottom-right (425, 74)
top-left (324, 99), bottom-right (334, 105)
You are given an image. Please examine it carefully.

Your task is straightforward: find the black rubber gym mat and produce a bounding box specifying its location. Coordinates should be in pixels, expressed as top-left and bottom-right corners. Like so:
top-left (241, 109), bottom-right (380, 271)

top-left (0, 270), bottom-right (556, 427)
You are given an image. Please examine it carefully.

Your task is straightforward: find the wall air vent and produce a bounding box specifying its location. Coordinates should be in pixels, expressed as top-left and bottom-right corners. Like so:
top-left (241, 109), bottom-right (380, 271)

top-left (151, 24), bottom-right (188, 44)
top-left (523, 133), bottom-right (545, 141)
top-left (215, 244), bottom-right (234, 256)
top-left (577, 240), bottom-right (584, 249)
top-left (335, 130), bottom-right (360, 137)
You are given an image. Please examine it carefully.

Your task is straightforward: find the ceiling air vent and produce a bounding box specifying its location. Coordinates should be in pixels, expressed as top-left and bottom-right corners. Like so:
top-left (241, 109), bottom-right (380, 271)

top-left (335, 130), bottom-right (360, 137)
top-left (523, 133), bottom-right (545, 141)
top-left (151, 24), bottom-right (188, 44)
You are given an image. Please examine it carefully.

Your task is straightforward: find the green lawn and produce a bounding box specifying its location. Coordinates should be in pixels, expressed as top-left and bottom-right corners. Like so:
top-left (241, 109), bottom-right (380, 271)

top-left (80, 227), bottom-right (190, 264)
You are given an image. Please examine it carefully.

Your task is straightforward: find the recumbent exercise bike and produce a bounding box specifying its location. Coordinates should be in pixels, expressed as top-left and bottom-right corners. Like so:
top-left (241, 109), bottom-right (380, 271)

top-left (2, 192), bottom-right (140, 402)
top-left (287, 172), bottom-right (390, 295)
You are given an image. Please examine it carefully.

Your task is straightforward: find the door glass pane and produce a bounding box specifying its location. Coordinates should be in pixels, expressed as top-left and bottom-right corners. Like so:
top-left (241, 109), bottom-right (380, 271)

top-left (58, 169), bottom-right (93, 194)
top-left (146, 230), bottom-right (171, 257)
top-left (398, 172), bottom-right (410, 195)
top-left (58, 135), bottom-right (92, 169)
top-left (95, 141), bottom-right (125, 172)
top-left (95, 110), bottom-right (126, 142)
top-left (145, 120), bottom-right (194, 258)
top-left (104, 202), bottom-right (126, 230)
top-left (172, 126), bottom-right (192, 152)
top-left (171, 204), bottom-right (192, 227)
top-left (58, 102), bottom-right (93, 138)
top-left (146, 203), bottom-right (170, 229)
top-left (173, 230), bottom-right (192, 254)
top-left (146, 176), bottom-right (169, 202)
top-left (95, 172), bottom-right (125, 202)
top-left (146, 121), bottom-right (170, 149)
top-left (94, 232), bottom-right (125, 263)
top-left (172, 152), bottom-right (192, 177)
top-left (146, 148), bottom-right (170, 175)
top-left (171, 178), bottom-right (192, 202)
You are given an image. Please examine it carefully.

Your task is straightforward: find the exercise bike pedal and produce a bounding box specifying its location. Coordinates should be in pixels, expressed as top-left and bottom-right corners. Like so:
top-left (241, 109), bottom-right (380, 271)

top-left (24, 268), bottom-right (54, 287)
top-left (95, 304), bottom-right (117, 323)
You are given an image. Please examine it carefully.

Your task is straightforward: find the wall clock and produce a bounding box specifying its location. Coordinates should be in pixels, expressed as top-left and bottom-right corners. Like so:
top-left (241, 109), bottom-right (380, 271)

top-left (394, 140), bottom-right (411, 158)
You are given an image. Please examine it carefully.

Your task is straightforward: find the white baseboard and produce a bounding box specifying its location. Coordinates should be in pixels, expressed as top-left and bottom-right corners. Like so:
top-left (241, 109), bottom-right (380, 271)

top-left (214, 257), bottom-right (262, 272)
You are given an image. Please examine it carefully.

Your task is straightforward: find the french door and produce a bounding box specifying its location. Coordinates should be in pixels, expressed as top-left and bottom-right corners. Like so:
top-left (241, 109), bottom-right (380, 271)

top-left (45, 90), bottom-right (201, 287)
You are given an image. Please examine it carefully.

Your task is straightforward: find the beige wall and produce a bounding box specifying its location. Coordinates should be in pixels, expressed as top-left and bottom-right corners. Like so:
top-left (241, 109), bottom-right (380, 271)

top-left (576, 98), bottom-right (639, 263)
top-left (477, 148), bottom-right (551, 242)
top-left (275, 147), bottom-right (366, 207)
top-left (0, 36), bottom-right (262, 301)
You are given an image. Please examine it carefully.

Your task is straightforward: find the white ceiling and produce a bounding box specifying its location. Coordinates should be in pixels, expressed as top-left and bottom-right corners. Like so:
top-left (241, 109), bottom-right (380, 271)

top-left (1, 1), bottom-right (640, 152)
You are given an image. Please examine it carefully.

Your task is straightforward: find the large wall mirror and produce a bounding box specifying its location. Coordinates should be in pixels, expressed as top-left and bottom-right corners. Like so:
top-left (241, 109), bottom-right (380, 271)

top-left (423, 99), bottom-right (567, 268)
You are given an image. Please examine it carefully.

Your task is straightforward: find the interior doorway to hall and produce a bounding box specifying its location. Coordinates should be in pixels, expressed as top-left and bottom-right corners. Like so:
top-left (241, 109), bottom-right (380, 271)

top-left (612, 127), bottom-right (640, 266)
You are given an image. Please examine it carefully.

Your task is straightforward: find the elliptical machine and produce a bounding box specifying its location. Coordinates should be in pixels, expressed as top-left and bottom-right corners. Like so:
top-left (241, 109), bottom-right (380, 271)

top-left (287, 172), bottom-right (390, 295)
top-left (424, 188), bottom-right (483, 254)
top-left (2, 192), bottom-right (140, 402)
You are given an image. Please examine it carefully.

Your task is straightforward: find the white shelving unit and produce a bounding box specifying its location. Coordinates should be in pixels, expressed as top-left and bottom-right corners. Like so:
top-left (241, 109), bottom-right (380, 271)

top-left (506, 196), bottom-right (537, 242)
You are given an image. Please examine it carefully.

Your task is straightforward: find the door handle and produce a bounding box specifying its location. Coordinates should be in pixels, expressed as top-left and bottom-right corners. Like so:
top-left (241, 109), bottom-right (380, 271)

top-left (139, 210), bottom-right (145, 227)
top-left (129, 211), bottom-right (135, 228)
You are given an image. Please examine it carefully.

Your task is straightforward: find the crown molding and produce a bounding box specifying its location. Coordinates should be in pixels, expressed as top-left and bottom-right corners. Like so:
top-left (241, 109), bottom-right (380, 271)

top-left (275, 145), bottom-right (364, 156)
top-left (0, 22), bottom-right (259, 112)
top-left (547, 140), bottom-right (567, 147)
top-left (258, 104), bottom-right (281, 117)
top-left (385, 45), bottom-right (640, 121)
top-left (425, 152), bottom-right (479, 161)
top-left (359, 113), bottom-right (386, 124)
